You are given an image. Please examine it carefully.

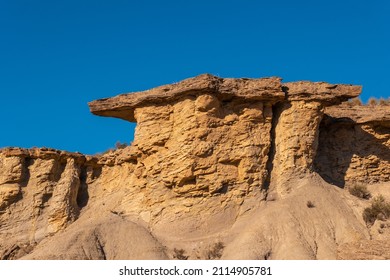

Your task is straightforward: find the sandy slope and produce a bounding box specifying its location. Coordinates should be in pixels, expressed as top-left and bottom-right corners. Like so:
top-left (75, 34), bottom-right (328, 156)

top-left (20, 174), bottom-right (388, 260)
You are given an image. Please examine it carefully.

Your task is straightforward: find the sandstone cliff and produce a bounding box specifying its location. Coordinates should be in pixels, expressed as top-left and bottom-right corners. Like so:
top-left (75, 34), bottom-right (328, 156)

top-left (1, 74), bottom-right (389, 260)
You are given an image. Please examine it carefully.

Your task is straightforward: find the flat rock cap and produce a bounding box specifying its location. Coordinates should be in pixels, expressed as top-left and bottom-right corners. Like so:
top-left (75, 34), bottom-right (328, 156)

top-left (284, 81), bottom-right (362, 104)
top-left (89, 74), bottom-right (362, 122)
top-left (88, 74), bottom-right (285, 122)
top-left (325, 105), bottom-right (390, 125)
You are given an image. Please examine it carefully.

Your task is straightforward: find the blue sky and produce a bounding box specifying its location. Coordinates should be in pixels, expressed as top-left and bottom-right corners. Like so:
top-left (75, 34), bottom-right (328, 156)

top-left (0, 0), bottom-right (389, 154)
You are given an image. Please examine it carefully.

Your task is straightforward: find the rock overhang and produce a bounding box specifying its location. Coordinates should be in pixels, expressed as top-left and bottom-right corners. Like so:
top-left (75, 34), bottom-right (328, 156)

top-left (283, 81), bottom-right (362, 105)
top-left (88, 74), bottom-right (362, 122)
top-left (325, 104), bottom-right (390, 125)
top-left (0, 147), bottom-right (100, 166)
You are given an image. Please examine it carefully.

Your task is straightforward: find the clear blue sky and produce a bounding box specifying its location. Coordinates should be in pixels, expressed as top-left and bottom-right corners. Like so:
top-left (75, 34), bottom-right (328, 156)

top-left (1, 0), bottom-right (389, 154)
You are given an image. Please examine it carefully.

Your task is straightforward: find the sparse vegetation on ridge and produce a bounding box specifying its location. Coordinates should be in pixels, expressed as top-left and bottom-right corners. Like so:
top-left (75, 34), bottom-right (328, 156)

top-left (115, 141), bottom-right (128, 149)
top-left (367, 97), bottom-right (390, 106)
top-left (347, 97), bottom-right (363, 106)
top-left (368, 98), bottom-right (378, 106)
top-left (346, 97), bottom-right (390, 106)
top-left (379, 98), bottom-right (390, 105)
top-left (94, 141), bottom-right (129, 156)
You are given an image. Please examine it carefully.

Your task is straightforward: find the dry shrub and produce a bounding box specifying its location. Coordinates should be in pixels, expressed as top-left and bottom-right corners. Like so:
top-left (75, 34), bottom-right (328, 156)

top-left (115, 141), bottom-right (128, 149)
top-left (363, 97), bottom-right (390, 106)
top-left (378, 98), bottom-right (390, 106)
top-left (98, 148), bottom-right (114, 155)
top-left (348, 184), bottom-right (371, 200)
top-left (347, 97), bottom-right (362, 106)
top-left (207, 242), bottom-right (225, 260)
top-left (173, 248), bottom-right (188, 260)
top-left (368, 98), bottom-right (378, 106)
top-left (306, 200), bottom-right (315, 208)
top-left (363, 195), bottom-right (390, 225)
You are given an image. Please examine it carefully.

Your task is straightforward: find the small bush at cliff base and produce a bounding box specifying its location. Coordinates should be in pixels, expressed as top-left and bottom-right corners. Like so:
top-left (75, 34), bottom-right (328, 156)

top-left (207, 242), bottom-right (225, 260)
top-left (349, 184), bottom-right (371, 199)
top-left (173, 248), bottom-right (188, 260)
top-left (363, 195), bottom-right (390, 225)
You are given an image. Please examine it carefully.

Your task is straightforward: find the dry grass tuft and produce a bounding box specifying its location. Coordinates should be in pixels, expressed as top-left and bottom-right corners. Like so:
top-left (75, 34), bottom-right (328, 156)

top-left (378, 98), bottom-right (390, 105)
top-left (365, 97), bottom-right (390, 106)
top-left (306, 200), bottom-right (315, 208)
top-left (348, 184), bottom-right (371, 200)
top-left (368, 98), bottom-right (378, 106)
top-left (115, 141), bottom-right (128, 149)
top-left (363, 195), bottom-right (390, 225)
top-left (173, 248), bottom-right (188, 260)
top-left (207, 242), bottom-right (225, 260)
top-left (347, 97), bottom-right (363, 106)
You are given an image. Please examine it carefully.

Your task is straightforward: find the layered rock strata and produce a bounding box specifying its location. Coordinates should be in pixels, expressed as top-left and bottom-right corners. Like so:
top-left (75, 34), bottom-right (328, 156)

top-left (89, 74), bottom-right (361, 198)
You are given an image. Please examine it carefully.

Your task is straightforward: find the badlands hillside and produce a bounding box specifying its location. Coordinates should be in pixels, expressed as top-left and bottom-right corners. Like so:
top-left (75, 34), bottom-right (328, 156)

top-left (1, 74), bottom-right (389, 260)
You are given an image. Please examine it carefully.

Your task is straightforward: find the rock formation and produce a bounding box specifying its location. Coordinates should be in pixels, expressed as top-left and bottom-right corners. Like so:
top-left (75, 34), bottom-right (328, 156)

top-left (0, 148), bottom-right (100, 259)
top-left (89, 74), bottom-right (362, 198)
top-left (1, 74), bottom-right (389, 260)
top-left (316, 104), bottom-right (390, 187)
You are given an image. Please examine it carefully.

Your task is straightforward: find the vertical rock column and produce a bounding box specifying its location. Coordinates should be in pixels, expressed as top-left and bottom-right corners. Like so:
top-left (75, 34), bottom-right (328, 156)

top-left (47, 158), bottom-right (82, 234)
top-left (270, 100), bottom-right (324, 196)
top-left (269, 82), bottom-right (361, 197)
top-left (0, 156), bottom-right (25, 211)
top-left (275, 101), bottom-right (323, 173)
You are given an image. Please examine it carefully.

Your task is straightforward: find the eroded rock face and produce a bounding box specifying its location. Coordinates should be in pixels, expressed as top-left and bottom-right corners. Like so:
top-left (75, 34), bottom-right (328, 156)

top-left (0, 148), bottom-right (101, 259)
top-left (3, 74), bottom-right (390, 260)
top-left (315, 105), bottom-right (390, 187)
top-left (0, 156), bottom-right (25, 211)
top-left (130, 97), bottom-right (275, 198)
top-left (90, 74), bottom-right (361, 198)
